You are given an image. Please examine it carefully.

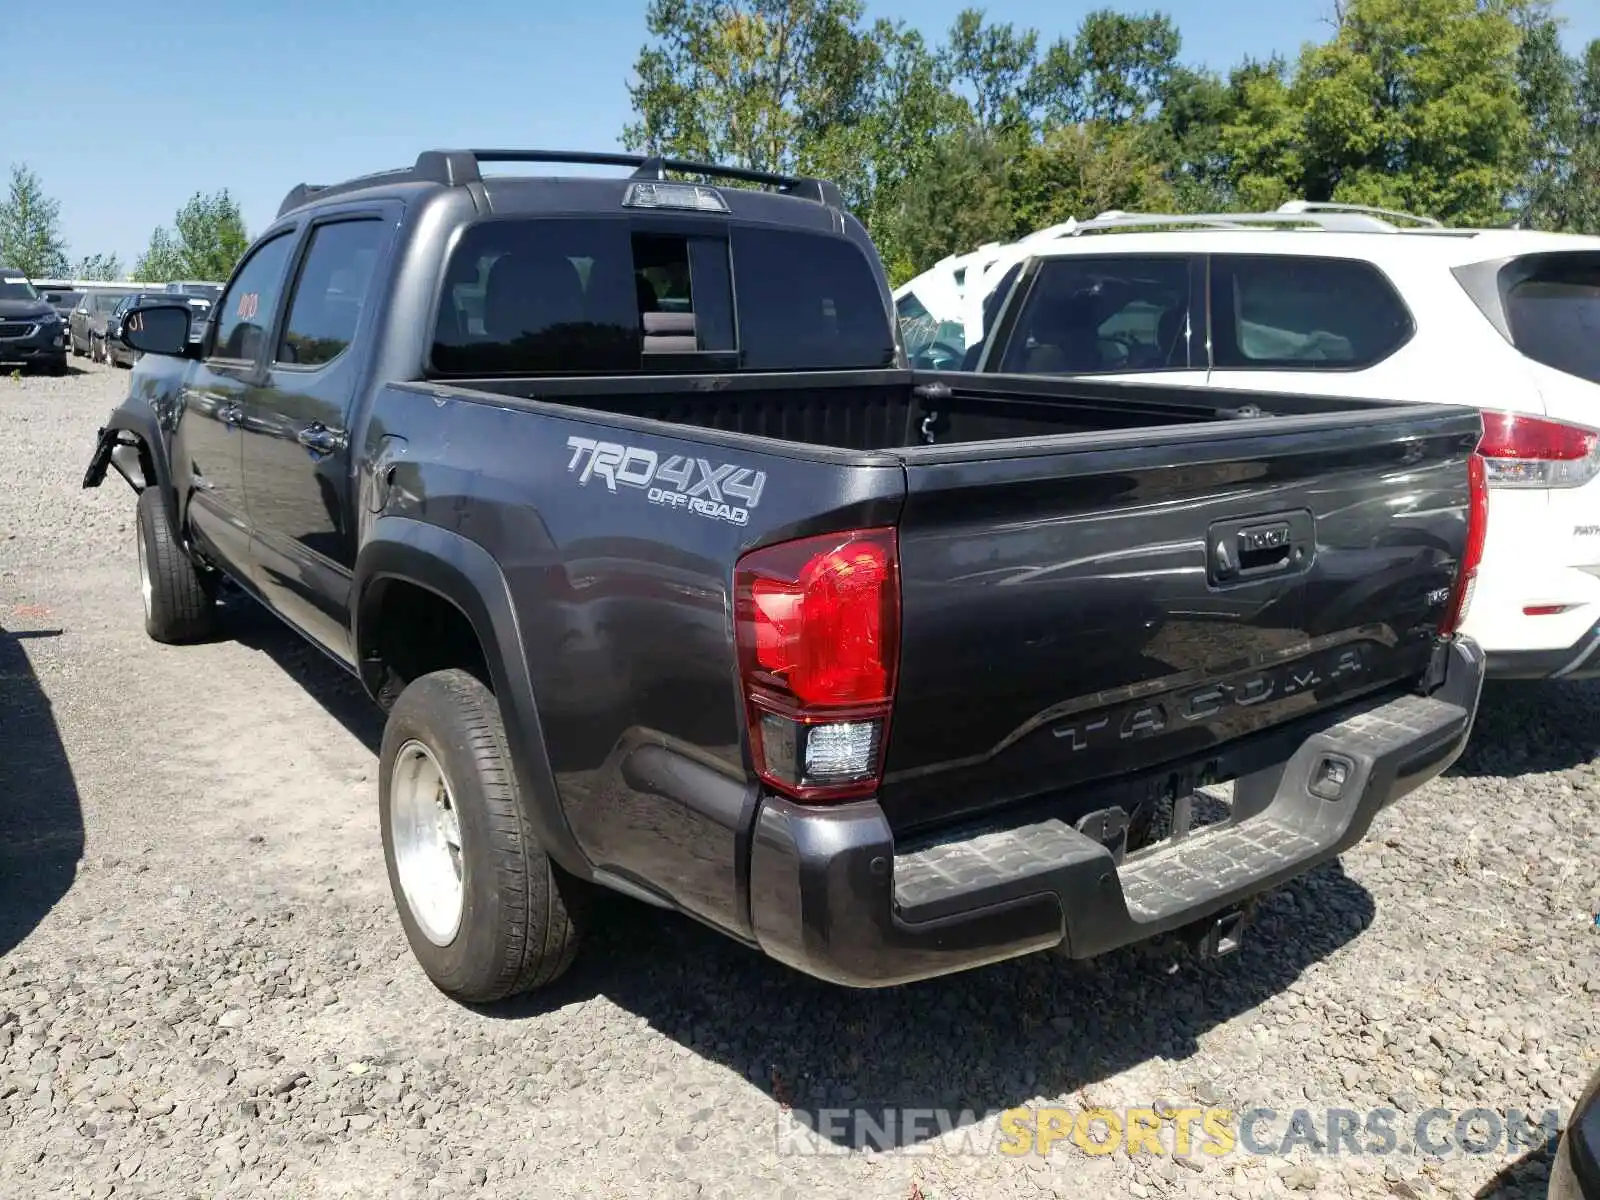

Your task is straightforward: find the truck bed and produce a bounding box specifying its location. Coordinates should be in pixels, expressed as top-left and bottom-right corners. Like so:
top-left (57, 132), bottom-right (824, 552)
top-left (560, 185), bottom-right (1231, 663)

top-left (392, 370), bottom-right (1479, 844)
top-left (463, 368), bottom-right (1377, 452)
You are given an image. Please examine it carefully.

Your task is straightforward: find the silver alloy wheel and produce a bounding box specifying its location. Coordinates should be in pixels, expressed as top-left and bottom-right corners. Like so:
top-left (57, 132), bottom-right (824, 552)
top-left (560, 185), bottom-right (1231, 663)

top-left (136, 522), bottom-right (151, 621)
top-left (390, 739), bottom-right (465, 946)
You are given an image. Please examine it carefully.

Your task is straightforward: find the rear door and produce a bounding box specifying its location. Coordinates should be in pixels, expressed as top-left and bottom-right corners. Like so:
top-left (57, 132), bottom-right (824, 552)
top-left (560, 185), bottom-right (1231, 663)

top-left (879, 387), bottom-right (1481, 833)
top-left (240, 205), bottom-right (397, 664)
top-left (984, 253), bottom-right (1209, 388)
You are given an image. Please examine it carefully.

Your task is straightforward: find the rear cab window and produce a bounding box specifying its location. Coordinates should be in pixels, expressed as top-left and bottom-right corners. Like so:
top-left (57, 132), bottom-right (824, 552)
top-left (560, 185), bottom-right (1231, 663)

top-left (1502, 254), bottom-right (1600, 386)
top-left (429, 216), bottom-right (895, 376)
top-left (1210, 255), bottom-right (1413, 369)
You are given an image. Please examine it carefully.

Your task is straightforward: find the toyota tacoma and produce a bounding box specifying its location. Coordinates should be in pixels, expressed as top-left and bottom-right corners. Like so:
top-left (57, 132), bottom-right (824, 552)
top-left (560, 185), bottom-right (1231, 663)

top-left (85, 148), bottom-right (1487, 1001)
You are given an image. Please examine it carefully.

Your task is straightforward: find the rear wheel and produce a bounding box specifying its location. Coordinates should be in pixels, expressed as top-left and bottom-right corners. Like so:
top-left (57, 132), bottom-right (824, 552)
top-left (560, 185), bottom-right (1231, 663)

top-left (380, 668), bottom-right (586, 1002)
top-left (135, 488), bottom-right (215, 643)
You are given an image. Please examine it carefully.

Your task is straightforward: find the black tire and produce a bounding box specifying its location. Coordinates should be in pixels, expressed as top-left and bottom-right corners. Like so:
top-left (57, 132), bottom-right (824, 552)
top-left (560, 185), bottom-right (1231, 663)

top-left (379, 669), bottom-right (585, 1002)
top-left (135, 487), bottom-right (215, 643)
top-left (46, 357), bottom-right (67, 376)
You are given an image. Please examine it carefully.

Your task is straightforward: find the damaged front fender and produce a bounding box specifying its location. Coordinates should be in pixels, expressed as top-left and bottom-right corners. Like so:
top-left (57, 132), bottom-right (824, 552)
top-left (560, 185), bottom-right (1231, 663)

top-left (83, 425), bottom-right (150, 492)
top-left (83, 398), bottom-right (171, 498)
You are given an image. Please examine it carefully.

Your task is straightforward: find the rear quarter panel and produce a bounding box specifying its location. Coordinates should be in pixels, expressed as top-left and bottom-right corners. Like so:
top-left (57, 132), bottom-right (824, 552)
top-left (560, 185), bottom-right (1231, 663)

top-left (359, 382), bottom-right (905, 929)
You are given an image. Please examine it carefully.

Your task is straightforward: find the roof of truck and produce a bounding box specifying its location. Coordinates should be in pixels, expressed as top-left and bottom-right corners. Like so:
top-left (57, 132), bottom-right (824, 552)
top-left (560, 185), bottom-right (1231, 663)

top-left (274, 149), bottom-right (848, 228)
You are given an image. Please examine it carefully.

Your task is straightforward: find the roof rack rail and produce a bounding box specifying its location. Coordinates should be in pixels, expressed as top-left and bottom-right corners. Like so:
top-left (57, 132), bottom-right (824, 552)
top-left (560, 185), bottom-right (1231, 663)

top-left (276, 148), bottom-right (842, 219)
top-left (1275, 199), bottom-right (1442, 228)
top-left (1059, 206), bottom-right (1422, 235)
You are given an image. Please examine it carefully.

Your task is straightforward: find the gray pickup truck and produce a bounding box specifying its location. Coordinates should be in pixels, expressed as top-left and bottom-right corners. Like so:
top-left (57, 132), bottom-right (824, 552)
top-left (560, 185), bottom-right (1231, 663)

top-left (85, 148), bottom-right (1487, 1003)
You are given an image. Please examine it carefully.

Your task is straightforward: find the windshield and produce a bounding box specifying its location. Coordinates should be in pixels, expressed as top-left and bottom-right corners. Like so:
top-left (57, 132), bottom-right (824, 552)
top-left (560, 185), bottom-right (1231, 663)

top-left (47, 291), bottom-right (84, 309)
top-left (0, 277), bottom-right (38, 302)
top-left (92, 293), bottom-right (129, 313)
top-left (1506, 257), bottom-right (1600, 386)
top-left (896, 292), bottom-right (968, 369)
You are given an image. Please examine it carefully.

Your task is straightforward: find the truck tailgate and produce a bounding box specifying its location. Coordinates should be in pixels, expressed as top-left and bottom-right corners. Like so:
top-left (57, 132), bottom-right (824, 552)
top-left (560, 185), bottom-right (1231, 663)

top-left (880, 404), bottom-right (1482, 833)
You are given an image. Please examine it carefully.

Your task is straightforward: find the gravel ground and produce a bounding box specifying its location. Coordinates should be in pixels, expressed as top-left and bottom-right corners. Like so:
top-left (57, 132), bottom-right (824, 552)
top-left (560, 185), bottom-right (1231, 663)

top-left (1, 363), bottom-right (1596, 1200)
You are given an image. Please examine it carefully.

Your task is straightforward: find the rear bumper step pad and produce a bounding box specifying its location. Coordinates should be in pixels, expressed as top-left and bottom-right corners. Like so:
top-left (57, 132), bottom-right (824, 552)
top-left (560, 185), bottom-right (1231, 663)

top-left (747, 638), bottom-right (1484, 987)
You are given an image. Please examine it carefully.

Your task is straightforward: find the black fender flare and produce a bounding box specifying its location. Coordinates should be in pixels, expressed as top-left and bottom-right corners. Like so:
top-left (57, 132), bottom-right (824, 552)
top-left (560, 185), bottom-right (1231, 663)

top-left (82, 402), bottom-right (182, 542)
top-left (352, 516), bottom-right (591, 879)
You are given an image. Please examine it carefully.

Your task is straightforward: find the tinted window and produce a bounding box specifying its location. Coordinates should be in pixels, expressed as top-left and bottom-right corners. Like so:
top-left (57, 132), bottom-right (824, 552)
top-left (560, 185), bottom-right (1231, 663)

top-left (276, 219), bottom-right (387, 368)
top-left (999, 256), bottom-right (1194, 374)
top-left (212, 233), bottom-right (295, 362)
top-left (91, 292), bottom-right (127, 313)
top-left (430, 219), bottom-right (891, 376)
top-left (729, 227), bottom-right (894, 370)
top-left (1211, 256), bottom-right (1412, 369)
top-left (1505, 256), bottom-right (1600, 386)
top-left (0, 277), bottom-right (36, 301)
top-left (432, 218), bottom-right (641, 375)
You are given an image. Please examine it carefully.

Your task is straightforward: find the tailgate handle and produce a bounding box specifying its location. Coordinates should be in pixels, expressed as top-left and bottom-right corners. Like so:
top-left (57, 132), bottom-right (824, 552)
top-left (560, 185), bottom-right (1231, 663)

top-left (1209, 511), bottom-right (1313, 585)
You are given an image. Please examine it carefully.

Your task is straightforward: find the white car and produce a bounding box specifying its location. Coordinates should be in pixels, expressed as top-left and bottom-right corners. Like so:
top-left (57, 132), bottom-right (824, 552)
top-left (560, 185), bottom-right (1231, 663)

top-left (894, 202), bottom-right (1600, 681)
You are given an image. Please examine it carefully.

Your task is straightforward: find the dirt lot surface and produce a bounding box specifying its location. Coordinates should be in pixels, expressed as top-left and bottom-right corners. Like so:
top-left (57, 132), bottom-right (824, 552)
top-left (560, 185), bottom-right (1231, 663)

top-left (1, 363), bottom-right (1596, 1200)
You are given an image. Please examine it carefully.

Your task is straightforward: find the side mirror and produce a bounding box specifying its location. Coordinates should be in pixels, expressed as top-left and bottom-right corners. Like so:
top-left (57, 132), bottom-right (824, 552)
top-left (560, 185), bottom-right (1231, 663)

top-left (118, 304), bottom-right (193, 357)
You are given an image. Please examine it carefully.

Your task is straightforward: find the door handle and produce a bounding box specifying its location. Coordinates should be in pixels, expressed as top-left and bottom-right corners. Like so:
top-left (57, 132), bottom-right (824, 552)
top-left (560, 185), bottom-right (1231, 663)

top-left (297, 424), bottom-right (346, 456)
top-left (219, 403), bottom-right (243, 427)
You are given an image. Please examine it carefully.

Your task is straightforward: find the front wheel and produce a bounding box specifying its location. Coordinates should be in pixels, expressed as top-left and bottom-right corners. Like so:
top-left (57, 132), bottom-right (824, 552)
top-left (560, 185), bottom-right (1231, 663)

top-left (380, 669), bottom-right (586, 1002)
top-left (135, 488), bottom-right (216, 642)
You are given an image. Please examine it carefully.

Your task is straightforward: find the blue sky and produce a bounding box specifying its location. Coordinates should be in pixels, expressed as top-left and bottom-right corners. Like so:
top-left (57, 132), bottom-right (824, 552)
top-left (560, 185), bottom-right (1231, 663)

top-left (8, 0), bottom-right (1598, 274)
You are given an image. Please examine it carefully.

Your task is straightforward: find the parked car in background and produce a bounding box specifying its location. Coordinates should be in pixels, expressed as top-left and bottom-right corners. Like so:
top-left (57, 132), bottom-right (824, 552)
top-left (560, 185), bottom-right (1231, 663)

top-left (106, 291), bottom-right (214, 367)
top-left (163, 280), bottom-right (223, 303)
top-left (0, 268), bottom-right (69, 374)
top-left (897, 203), bottom-right (1600, 686)
top-left (71, 289), bottom-right (130, 360)
top-left (40, 287), bottom-right (84, 324)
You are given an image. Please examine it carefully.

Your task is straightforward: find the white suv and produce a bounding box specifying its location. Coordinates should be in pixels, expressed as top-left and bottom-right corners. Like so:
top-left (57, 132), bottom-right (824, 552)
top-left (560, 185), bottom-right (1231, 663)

top-left (895, 203), bottom-right (1600, 681)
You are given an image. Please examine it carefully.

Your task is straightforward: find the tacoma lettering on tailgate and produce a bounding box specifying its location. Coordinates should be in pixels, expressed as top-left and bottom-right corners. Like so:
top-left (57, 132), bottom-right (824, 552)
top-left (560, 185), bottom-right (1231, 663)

top-left (1051, 644), bottom-right (1368, 754)
top-left (564, 436), bottom-right (766, 527)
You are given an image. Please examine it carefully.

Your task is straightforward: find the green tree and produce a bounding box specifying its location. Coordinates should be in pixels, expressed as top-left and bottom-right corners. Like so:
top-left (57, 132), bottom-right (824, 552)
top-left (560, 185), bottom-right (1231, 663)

top-left (0, 164), bottom-right (69, 279)
top-left (624, 0), bottom-right (878, 174)
top-left (1513, 7), bottom-right (1579, 226)
top-left (1291, 0), bottom-right (1532, 223)
top-left (1564, 39), bottom-right (1600, 232)
top-left (1069, 9), bottom-right (1182, 124)
top-left (136, 190), bottom-right (248, 283)
top-left (72, 252), bottom-right (123, 281)
top-left (134, 227), bottom-right (185, 282)
top-left (946, 8), bottom-right (1038, 133)
top-left (171, 191), bottom-right (249, 280)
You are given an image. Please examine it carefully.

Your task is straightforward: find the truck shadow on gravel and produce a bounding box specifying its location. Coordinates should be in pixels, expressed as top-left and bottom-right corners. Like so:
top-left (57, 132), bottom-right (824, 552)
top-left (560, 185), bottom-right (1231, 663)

top-left (222, 596), bottom-right (384, 752)
top-left (214, 593), bottom-right (1384, 1152)
top-left (512, 864), bottom-right (1376, 1145)
top-left (0, 624), bottom-right (84, 957)
top-left (1471, 1139), bottom-right (1557, 1199)
top-left (1450, 679), bottom-right (1600, 778)
top-left (500, 863), bottom-right (1377, 1151)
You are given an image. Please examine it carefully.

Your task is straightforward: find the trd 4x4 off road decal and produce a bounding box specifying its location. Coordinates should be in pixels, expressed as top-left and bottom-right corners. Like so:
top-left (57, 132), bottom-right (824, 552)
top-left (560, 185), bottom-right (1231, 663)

top-left (564, 437), bottom-right (767, 527)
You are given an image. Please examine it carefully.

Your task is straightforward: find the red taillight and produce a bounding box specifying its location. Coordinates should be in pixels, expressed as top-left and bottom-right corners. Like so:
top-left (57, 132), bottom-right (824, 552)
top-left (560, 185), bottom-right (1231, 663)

top-left (735, 528), bottom-right (899, 802)
top-left (1440, 452), bottom-right (1488, 636)
top-left (1477, 411), bottom-right (1600, 488)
